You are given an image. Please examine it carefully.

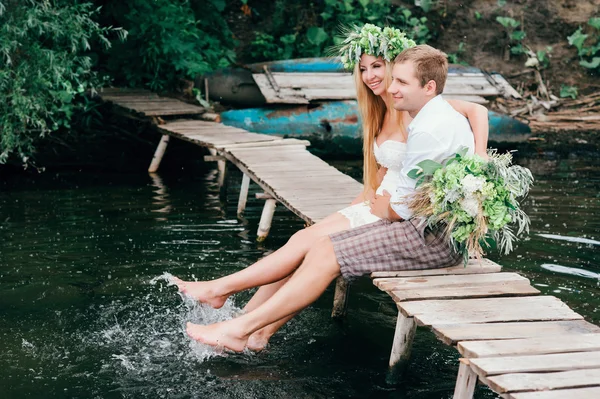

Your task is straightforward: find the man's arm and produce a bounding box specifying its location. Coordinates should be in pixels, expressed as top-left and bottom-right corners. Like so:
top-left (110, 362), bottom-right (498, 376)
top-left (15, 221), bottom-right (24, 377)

top-left (390, 130), bottom-right (446, 219)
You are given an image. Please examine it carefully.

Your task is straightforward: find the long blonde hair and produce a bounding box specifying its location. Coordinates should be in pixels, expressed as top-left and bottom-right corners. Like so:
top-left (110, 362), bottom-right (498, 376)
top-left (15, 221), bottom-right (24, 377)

top-left (354, 60), bottom-right (404, 196)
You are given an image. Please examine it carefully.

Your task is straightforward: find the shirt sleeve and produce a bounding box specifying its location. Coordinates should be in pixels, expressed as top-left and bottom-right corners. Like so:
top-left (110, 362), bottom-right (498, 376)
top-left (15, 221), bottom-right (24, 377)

top-left (390, 129), bottom-right (445, 219)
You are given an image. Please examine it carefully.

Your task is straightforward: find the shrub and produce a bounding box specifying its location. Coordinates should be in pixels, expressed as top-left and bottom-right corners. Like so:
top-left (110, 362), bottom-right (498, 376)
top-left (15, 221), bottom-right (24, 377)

top-left (567, 17), bottom-right (600, 73)
top-left (0, 0), bottom-right (122, 164)
top-left (100, 0), bottom-right (235, 91)
top-left (247, 0), bottom-right (432, 62)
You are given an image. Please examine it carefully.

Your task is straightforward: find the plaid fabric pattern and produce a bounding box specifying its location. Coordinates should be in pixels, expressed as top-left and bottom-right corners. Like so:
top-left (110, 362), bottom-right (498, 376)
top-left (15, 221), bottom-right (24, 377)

top-left (330, 218), bottom-right (461, 280)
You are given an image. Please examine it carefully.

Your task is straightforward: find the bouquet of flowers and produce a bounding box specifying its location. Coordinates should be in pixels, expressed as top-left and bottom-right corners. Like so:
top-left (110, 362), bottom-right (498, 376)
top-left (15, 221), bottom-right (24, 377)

top-left (406, 148), bottom-right (534, 263)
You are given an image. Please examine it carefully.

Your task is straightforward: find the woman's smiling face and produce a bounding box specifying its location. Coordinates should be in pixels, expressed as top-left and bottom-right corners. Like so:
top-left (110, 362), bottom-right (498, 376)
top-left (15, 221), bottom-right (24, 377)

top-left (359, 54), bottom-right (386, 96)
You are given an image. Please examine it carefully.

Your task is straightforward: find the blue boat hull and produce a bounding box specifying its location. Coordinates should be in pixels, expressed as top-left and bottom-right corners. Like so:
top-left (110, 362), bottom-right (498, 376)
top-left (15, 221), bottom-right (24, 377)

top-left (221, 101), bottom-right (531, 143)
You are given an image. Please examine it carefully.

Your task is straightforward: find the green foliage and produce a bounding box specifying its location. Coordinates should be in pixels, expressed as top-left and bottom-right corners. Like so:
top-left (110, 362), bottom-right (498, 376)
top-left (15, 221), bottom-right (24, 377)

top-left (496, 16), bottom-right (526, 55)
top-left (536, 46), bottom-right (552, 69)
top-left (248, 0), bottom-right (431, 62)
top-left (447, 42), bottom-right (467, 65)
top-left (0, 0), bottom-right (121, 164)
top-left (474, 11), bottom-right (482, 20)
top-left (496, 16), bottom-right (520, 29)
top-left (102, 0), bottom-right (235, 91)
top-left (497, 17), bottom-right (523, 50)
top-left (568, 17), bottom-right (600, 73)
top-left (559, 85), bottom-right (578, 99)
top-left (415, 0), bottom-right (435, 13)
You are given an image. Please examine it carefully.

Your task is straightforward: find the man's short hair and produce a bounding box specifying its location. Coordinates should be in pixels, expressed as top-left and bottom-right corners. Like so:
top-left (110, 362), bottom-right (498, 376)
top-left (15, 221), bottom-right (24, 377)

top-left (394, 45), bottom-right (448, 95)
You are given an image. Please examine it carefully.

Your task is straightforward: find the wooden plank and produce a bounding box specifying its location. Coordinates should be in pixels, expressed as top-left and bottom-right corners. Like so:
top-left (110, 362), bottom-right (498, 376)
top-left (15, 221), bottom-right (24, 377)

top-left (433, 320), bottom-right (600, 345)
top-left (469, 351), bottom-right (600, 377)
top-left (374, 272), bottom-right (528, 291)
top-left (223, 139), bottom-right (309, 149)
top-left (141, 109), bottom-right (205, 116)
top-left (389, 283), bottom-right (539, 302)
top-left (253, 75), bottom-right (309, 104)
top-left (444, 94), bottom-right (489, 104)
top-left (458, 333), bottom-right (600, 358)
top-left (253, 72), bottom-right (502, 102)
top-left (485, 368), bottom-right (600, 394)
top-left (399, 296), bottom-right (583, 326)
top-left (371, 258), bottom-right (501, 278)
top-left (509, 387), bottom-right (600, 399)
top-left (491, 73), bottom-right (522, 99)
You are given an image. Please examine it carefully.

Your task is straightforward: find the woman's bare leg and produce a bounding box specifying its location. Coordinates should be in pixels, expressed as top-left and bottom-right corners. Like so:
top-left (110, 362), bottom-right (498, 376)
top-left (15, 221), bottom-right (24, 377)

top-left (243, 277), bottom-right (294, 351)
top-left (174, 212), bottom-right (351, 308)
top-left (186, 236), bottom-right (341, 352)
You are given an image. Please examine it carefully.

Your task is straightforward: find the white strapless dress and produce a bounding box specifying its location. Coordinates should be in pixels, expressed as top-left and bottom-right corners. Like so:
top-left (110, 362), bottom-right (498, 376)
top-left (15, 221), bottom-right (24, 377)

top-left (338, 140), bottom-right (407, 228)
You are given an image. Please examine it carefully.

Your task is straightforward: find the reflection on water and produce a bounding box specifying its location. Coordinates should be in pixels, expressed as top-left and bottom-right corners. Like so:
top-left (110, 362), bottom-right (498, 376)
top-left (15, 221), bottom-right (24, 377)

top-left (0, 153), bottom-right (599, 398)
top-left (149, 172), bottom-right (172, 220)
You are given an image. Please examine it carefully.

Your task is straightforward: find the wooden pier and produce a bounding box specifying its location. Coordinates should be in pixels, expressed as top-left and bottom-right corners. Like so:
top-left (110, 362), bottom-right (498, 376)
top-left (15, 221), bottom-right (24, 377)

top-left (99, 88), bottom-right (600, 398)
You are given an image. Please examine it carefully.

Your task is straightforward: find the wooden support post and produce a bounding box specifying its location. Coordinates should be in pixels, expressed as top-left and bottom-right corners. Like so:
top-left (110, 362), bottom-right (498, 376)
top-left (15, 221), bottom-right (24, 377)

top-left (217, 160), bottom-right (227, 188)
top-left (207, 149), bottom-right (227, 190)
top-left (331, 277), bottom-right (350, 318)
top-left (389, 311), bottom-right (417, 369)
top-left (148, 134), bottom-right (170, 173)
top-left (453, 359), bottom-right (478, 399)
top-left (237, 173), bottom-right (250, 216)
top-left (256, 198), bottom-right (276, 242)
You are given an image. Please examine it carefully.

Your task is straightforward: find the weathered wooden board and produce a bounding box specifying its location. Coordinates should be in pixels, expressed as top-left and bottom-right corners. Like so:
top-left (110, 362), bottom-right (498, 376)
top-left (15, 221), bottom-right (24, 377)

top-left (399, 296), bottom-right (583, 326)
top-left (485, 368), bottom-right (600, 394)
top-left (469, 351), bottom-right (600, 377)
top-left (508, 386), bottom-right (600, 399)
top-left (371, 258), bottom-right (501, 278)
top-left (253, 72), bottom-right (502, 103)
top-left (374, 272), bottom-right (529, 291)
top-left (458, 333), bottom-right (600, 358)
top-left (433, 320), bottom-right (600, 345)
top-left (389, 283), bottom-right (539, 302)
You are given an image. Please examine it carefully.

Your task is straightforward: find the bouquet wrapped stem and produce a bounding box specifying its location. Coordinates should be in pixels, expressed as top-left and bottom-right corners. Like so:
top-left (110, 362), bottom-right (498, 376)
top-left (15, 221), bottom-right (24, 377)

top-left (406, 148), bottom-right (534, 263)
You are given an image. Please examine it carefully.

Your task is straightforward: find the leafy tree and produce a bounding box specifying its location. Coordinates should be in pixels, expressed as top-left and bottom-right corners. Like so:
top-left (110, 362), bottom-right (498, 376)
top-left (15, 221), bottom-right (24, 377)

top-left (0, 0), bottom-right (123, 164)
top-left (247, 0), bottom-right (431, 62)
top-left (97, 0), bottom-right (235, 90)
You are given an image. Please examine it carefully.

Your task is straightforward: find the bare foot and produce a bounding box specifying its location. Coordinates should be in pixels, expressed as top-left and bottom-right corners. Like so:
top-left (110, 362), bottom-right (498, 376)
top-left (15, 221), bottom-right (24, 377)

top-left (246, 329), bottom-right (272, 352)
top-left (172, 277), bottom-right (229, 309)
top-left (186, 321), bottom-right (248, 352)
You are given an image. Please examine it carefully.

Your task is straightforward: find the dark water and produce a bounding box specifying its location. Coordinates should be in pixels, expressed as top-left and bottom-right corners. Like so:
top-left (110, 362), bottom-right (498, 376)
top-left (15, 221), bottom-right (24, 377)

top-left (1, 155), bottom-right (598, 399)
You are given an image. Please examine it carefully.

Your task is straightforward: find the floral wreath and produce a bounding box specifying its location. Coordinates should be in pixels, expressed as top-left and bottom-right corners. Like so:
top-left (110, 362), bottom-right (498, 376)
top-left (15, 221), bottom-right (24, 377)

top-left (334, 23), bottom-right (417, 70)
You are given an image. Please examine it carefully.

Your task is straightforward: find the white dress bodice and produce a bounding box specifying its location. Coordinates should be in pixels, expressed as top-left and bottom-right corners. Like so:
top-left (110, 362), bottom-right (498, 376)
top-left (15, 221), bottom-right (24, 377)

top-left (338, 140), bottom-right (407, 228)
top-left (373, 140), bottom-right (406, 195)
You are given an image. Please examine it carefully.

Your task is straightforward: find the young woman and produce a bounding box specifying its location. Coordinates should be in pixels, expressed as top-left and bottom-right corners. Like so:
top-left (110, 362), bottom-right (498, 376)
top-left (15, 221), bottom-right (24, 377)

top-left (175, 25), bottom-right (489, 350)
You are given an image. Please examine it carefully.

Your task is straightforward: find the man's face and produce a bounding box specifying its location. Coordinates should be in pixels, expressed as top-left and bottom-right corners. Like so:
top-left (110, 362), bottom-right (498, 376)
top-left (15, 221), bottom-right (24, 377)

top-left (387, 61), bottom-right (430, 114)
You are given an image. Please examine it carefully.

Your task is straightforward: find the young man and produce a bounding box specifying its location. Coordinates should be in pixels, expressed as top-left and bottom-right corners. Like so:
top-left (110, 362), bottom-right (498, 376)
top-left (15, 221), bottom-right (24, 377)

top-left (186, 45), bottom-right (476, 352)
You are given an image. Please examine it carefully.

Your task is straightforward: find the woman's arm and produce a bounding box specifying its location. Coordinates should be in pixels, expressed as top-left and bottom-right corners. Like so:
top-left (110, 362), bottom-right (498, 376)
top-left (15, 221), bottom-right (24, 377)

top-left (447, 99), bottom-right (489, 158)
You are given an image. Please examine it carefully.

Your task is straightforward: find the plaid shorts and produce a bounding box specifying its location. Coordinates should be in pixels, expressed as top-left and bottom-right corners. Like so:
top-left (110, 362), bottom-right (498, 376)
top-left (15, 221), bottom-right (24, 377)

top-left (330, 218), bottom-right (462, 280)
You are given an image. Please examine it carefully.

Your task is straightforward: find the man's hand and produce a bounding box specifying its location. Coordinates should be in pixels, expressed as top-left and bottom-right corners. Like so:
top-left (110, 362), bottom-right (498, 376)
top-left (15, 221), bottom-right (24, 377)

top-left (370, 190), bottom-right (403, 221)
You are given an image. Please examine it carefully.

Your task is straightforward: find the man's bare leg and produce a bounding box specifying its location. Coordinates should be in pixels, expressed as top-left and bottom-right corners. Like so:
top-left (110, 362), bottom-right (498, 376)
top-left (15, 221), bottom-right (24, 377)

top-left (186, 236), bottom-right (341, 352)
top-left (174, 213), bottom-right (350, 308)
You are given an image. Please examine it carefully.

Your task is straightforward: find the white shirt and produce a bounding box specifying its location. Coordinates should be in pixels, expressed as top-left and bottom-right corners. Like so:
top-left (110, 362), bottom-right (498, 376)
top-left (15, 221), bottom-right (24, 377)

top-left (390, 95), bottom-right (475, 219)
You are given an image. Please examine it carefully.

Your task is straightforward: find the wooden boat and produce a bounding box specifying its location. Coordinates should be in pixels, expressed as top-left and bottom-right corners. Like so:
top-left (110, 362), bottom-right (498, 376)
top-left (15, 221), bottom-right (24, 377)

top-left (199, 57), bottom-right (530, 143)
